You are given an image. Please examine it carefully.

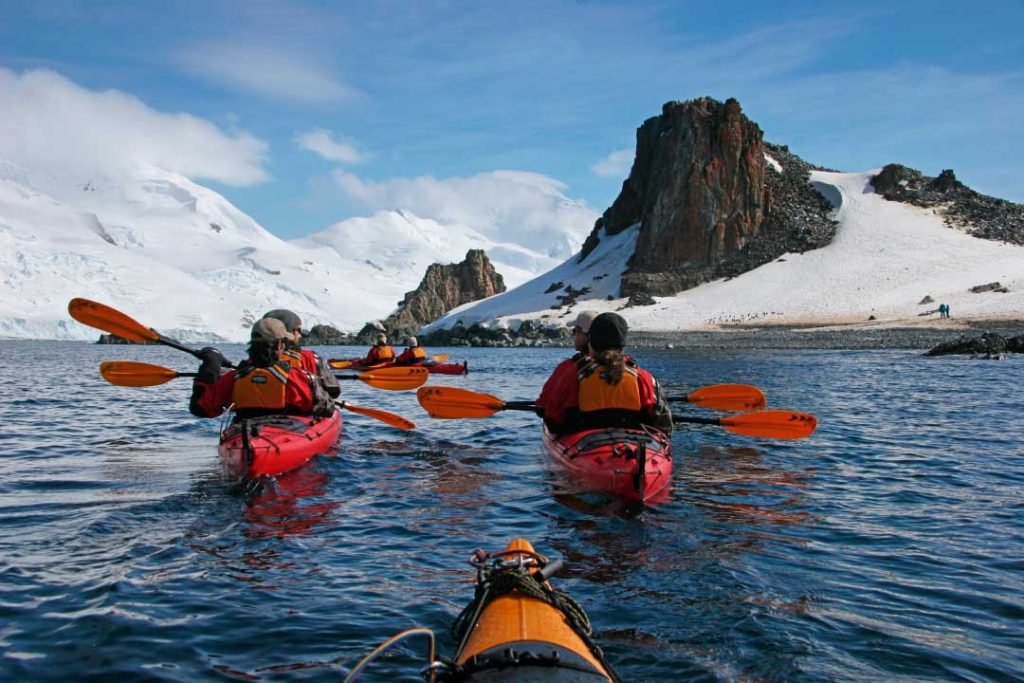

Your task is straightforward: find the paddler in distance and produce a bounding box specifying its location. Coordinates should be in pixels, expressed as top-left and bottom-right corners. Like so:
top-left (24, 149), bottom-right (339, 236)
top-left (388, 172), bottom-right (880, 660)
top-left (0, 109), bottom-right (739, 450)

top-left (261, 309), bottom-right (340, 399)
top-left (394, 336), bottom-right (427, 366)
top-left (361, 332), bottom-right (395, 365)
top-left (535, 312), bottom-right (673, 435)
top-left (189, 318), bottom-right (335, 419)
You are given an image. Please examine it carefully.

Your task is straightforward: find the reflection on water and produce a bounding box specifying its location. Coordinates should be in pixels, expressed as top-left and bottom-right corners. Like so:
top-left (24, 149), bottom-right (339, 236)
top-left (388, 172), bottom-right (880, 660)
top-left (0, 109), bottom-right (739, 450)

top-left (2, 342), bottom-right (1022, 682)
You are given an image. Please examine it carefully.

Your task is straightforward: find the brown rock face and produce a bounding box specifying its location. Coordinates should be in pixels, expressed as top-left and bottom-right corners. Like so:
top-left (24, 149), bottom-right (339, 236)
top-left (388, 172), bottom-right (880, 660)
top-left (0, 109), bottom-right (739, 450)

top-left (375, 249), bottom-right (505, 341)
top-left (581, 97), bottom-right (768, 297)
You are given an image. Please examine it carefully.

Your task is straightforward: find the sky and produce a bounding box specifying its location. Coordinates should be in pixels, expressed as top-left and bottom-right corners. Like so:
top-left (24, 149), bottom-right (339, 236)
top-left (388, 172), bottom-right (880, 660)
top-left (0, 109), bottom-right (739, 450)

top-left (1, 0), bottom-right (1022, 240)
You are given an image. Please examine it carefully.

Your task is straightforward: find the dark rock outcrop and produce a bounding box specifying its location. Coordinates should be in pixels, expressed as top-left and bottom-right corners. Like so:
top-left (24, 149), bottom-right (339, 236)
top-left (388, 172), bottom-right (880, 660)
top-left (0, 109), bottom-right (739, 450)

top-left (579, 97), bottom-right (837, 298)
top-left (96, 334), bottom-right (154, 345)
top-left (924, 331), bottom-right (1024, 356)
top-left (368, 249), bottom-right (506, 342)
top-left (419, 318), bottom-right (570, 347)
top-left (871, 164), bottom-right (1024, 246)
top-left (301, 324), bottom-right (351, 346)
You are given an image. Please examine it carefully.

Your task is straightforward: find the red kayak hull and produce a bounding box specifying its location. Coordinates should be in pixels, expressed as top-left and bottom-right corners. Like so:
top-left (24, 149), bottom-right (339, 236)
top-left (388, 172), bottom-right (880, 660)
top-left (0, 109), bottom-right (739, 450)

top-left (542, 425), bottom-right (673, 503)
top-left (330, 358), bottom-right (468, 375)
top-left (218, 410), bottom-right (342, 479)
top-left (424, 361), bottom-right (468, 375)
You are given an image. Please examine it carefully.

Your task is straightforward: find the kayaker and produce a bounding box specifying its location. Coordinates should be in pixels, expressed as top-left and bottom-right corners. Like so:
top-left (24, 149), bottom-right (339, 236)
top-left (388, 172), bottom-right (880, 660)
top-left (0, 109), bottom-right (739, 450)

top-left (189, 318), bottom-right (335, 419)
top-left (537, 309), bottom-right (597, 405)
top-left (262, 309), bottom-right (341, 398)
top-left (394, 336), bottom-right (427, 365)
top-left (535, 312), bottom-right (672, 435)
top-left (362, 333), bottom-right (395, 364)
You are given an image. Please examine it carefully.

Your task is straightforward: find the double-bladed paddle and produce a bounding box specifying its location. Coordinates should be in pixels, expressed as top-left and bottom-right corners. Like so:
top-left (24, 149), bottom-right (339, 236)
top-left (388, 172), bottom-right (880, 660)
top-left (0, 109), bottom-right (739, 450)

top-left (671, 411), bottom-right (817, 439)
top-left (327, 354), bottom-right (450, 370)
top-left (416, 383), bottom-right (768, 419)
top-left (68, 298), bottom-right (237, 367)
top-left (95, 362), bottom-right (417, 429)
top-left (416, 386), bottom-right (816, 440)
top-left (100, 361), bottom-right (428, 391)
top-left (667, 383), bottom-right (766, 411)
top-left (335, 401), bottom-right (415, 430)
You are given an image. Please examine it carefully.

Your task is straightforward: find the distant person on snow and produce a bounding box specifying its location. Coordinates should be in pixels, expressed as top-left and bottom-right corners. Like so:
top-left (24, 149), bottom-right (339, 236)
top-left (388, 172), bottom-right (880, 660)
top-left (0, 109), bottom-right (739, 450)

top-left (189, 318), bottom-right (335, 419)
top-left (395, 336), bottom-right (428, 365)
top-left (362, 333), bottom-right (395, 365)
top-left (262, 309), bottom-right (340, 398)
top-left (535, 312), bottom-right (673, 436)
top-left (945, 303), bottom-right (951, 319)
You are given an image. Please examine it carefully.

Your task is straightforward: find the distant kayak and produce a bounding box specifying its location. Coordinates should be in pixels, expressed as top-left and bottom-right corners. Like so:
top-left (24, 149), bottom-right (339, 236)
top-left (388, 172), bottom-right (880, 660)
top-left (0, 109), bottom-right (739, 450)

top-left (542, 425), bottom-right (672, 503)
top-left (218, 410), bottom-right (342, 479)
top-left (329, 358), bottom-right (468, 375)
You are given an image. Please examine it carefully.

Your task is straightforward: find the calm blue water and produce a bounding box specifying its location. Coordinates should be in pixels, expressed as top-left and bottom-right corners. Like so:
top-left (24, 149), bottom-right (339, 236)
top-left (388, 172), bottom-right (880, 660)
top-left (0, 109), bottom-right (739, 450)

top-left (1, 341), bottom-right (1021, 682)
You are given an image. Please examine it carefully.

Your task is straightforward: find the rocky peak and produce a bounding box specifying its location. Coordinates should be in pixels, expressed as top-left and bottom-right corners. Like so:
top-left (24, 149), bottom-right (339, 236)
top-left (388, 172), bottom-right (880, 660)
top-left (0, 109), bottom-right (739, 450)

top-left (871, 164), bottom-right (1024, 245)
top-left (580, 97), bottom-right (837, 298)
top-left (365, 249), bottom-right (506, 342)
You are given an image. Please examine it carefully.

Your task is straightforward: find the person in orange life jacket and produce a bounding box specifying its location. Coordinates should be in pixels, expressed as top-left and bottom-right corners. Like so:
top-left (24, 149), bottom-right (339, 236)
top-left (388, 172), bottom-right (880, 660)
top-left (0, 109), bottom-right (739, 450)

top-left (262, 309), bottom-right (340, 399)
top-left (394, 336), bottom-right (428, 365)
top-left (189, 318), bottom-right (335, 419)
top-left (537, 310), bottom-right (598, 400)
top-left (362, 333), bottom-right (395, 364)
top-left (535, 312), bottom-right (672, 435)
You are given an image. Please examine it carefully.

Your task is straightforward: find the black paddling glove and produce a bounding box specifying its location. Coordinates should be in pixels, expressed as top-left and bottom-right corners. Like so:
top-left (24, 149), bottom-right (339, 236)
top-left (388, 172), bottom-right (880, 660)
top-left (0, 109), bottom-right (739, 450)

top-left (196, 347), bottom-right (227, 383)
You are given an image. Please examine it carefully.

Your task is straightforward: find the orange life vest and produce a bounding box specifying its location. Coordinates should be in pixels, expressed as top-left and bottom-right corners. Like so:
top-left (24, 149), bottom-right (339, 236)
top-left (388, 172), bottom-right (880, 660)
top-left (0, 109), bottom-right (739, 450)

top-left (409, 347), bottom-right (427, 360)
top-left (280, 348), bottom-right (305, 372)
top-left (372, 345), bottom-right (395, 361)
top-left (231, 362), bottom-right (290, 410)
top-left (576, 359), bottom-right (641, 413)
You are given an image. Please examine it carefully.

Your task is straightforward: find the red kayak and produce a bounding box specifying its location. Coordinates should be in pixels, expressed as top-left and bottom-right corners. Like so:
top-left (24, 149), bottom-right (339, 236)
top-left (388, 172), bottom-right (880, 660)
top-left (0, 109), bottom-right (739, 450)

top-left (328, 358), bottom-right (468, 375)
top-left (218, 409), bottom-right (342, 479)
top-left (542, 425), bottom-right (673, 503)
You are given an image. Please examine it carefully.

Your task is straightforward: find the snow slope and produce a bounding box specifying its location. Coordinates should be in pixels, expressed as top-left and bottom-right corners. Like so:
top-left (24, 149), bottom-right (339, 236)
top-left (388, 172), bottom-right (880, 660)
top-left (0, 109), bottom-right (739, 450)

top-left (0, 162), bottom-right (582, 341)
top-left (426, 171), bottom-right (1024, 333)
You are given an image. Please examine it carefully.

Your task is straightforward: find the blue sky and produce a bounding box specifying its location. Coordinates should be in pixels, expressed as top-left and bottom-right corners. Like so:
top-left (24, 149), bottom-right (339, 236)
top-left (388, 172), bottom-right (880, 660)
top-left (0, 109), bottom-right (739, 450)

top-left (2, 0), bottom-right (1022, 239)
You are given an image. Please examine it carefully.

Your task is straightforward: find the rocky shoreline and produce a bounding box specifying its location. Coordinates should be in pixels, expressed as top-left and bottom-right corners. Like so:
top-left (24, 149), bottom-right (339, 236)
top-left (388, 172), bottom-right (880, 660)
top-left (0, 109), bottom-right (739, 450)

top-left (628, 322), bottom-right (1024, 351)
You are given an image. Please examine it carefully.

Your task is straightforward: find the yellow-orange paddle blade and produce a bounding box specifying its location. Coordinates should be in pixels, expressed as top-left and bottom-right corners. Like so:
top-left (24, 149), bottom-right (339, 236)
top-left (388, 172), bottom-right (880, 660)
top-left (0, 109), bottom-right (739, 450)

top-left (674, 410), bottom-right (817, 439)
top-left (328, 358), bottom-right (355, 370)
top-left (682, 383), bottom-right (767, 411)
top-left (69, 298), bottom-right (159, 343)
top-left (336, 401), bottom-right (415, 430)
top-left (337, 366), bottom-right (428, 391)
top-left (430, 354), bottom-right (449, 362)
top-left (100, 361), bottom-right (190, 387)
top-left (417, 386), bottom-right (506, 418)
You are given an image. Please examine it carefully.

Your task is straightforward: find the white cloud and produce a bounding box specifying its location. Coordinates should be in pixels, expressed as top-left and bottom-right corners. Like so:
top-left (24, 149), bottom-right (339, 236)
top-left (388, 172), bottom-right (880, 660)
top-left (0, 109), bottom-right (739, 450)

top-left (591, 148), bottom-right (633, 178)
top-left (331, 169), bottom-right (598, 259)
top-left (297, 128), bottom-right (363, 163)
top-left (0, 68), bottom-right (268, 185)
top-left (177, 42), bottom-right (357, 104)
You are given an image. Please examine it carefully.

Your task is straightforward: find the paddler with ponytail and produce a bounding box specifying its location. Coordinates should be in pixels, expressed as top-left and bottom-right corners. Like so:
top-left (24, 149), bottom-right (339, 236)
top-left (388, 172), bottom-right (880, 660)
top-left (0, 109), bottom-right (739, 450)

top-left (535, 312), bottom-right (672, 435)
top-left (261, 309), bottom-right (340, 399)
top-left (188, 318), bottom-right (334, 419)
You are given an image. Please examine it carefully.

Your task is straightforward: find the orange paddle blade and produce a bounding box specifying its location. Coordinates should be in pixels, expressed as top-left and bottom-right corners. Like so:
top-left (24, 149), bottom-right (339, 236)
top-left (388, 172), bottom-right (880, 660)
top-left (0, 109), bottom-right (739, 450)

top-left (337, 402), bottom-right (415, 430)
top-left (416, 386), bottom-right (505, 418)
top-left (685, 383), bottom-right (766, 411)
top-left (430, 354), bottom-right (449, 362)
top-left (100, 361), bottom-right (182, 387)
top-left (328, 358), bottom-right (355, 370)
top-left (69, 298), bottom-right (158, 343)
top-left (721, 410), bottom-right (817, 439)
top-left (354, 366), bottom-right (428, 391)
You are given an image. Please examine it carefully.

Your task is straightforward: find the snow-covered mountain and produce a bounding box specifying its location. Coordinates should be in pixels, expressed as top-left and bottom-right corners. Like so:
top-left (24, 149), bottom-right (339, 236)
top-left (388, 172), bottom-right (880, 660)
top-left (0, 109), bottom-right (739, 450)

top-left (425, 169), bottom-right (1024, 334)
top-left (0, 161), bottom-right (590, 341)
